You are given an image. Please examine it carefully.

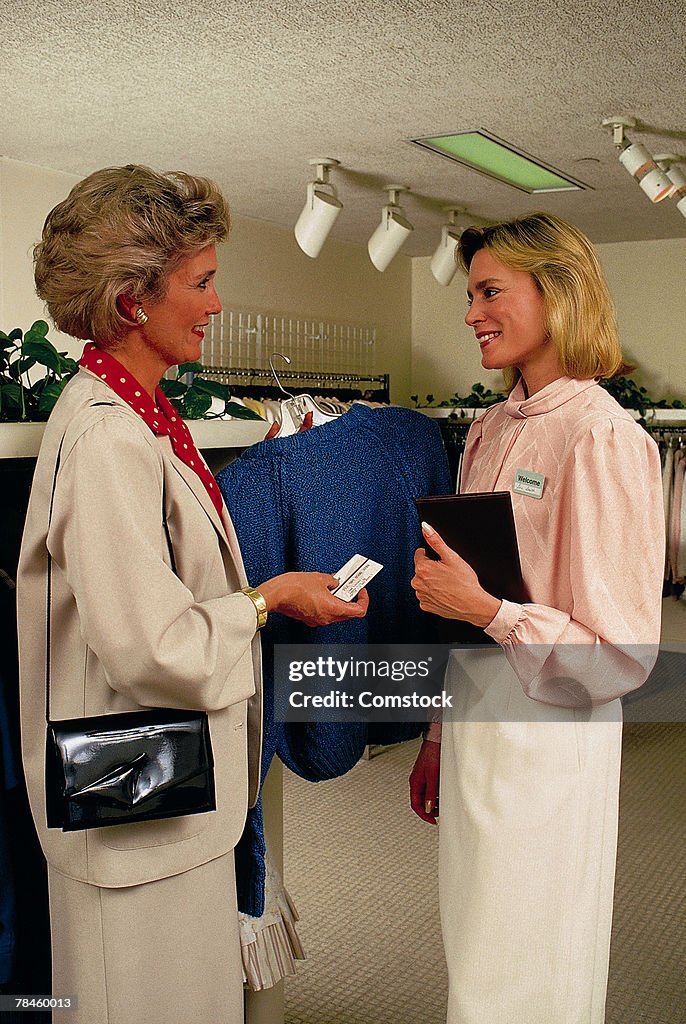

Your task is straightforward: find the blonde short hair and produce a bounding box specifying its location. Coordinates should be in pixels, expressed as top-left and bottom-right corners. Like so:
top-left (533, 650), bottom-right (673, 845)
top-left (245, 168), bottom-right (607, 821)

top-left (34, 164), bottom-right (231, 347)
top-left (457, 212), bottom-right (623, 386)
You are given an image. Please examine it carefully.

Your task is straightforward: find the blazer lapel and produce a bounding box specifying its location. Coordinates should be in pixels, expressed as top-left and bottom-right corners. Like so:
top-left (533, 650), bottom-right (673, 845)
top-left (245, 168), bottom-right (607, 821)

top-left (160, 439), bottom-right (247, 579)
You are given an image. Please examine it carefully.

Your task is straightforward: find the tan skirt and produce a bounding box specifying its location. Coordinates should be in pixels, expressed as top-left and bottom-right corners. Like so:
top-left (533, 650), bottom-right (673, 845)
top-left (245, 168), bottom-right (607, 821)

top-left (439, 649), bottom-right (623, 1024)
top-left (48, 852), bottom-right (243, 1024)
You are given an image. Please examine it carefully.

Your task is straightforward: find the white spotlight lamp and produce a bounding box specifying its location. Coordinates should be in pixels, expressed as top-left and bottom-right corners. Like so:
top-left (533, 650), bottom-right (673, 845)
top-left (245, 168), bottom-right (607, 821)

top-left (294, 158), bottom-right (342, 258)
top-left (368, 186), bottom-right (413, 271)
top-left (654, 154), bottom-right (686, 219)
top-left (430, 207), bottom-right (465, 286)
top-left (602, 117), bottom-right (674, 203)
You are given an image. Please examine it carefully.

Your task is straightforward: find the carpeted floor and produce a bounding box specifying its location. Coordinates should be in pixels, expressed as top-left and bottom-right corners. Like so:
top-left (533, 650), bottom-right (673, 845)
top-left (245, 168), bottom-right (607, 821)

top-left (283, 725), bottom-right (686, 1024)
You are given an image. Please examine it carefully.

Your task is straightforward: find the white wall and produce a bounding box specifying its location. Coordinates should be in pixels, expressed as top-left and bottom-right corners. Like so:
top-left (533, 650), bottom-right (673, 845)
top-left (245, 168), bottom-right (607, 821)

top-left (0, 158), bottom-right (413, 402)
top-left (597, 237), bottom-right (686, 403)
top-left (0, 158), bottom-right (80, 352)
top-left (410, 257), bottom-right (489, 404)
top-left (214, 215), bottom-right (412, 403)
top-left (410, 236), bottom-right (686, 405)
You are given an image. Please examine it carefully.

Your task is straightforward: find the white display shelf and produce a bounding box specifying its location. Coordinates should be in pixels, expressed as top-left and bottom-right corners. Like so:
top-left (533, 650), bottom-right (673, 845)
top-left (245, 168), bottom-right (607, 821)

top-left (0, 418), bottom-right (269, 460)
top-left (185, 418), bottom-right (269, 449)
top-left (639, 408), bottom-right (686, 424)
top-left (0, 423), bottom-right (47, 459)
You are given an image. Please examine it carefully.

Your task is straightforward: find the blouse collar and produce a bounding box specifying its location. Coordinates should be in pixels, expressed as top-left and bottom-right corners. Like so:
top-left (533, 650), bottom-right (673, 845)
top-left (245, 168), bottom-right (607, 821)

top-left (503, 376), bottom-right (598, 420)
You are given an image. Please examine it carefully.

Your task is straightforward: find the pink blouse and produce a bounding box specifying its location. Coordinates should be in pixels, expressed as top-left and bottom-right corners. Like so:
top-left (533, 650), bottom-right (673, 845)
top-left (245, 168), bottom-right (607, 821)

top-left (461, 376), bottom-right (664, 707)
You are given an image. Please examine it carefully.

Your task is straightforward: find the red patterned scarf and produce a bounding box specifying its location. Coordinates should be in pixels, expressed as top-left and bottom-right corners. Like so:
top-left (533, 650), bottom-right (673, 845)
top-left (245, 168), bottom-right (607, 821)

top-left (80, 344), bottom-right (225, 518)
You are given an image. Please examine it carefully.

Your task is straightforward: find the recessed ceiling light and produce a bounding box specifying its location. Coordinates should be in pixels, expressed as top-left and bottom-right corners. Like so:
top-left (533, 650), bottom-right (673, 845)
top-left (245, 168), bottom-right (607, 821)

top-left (409, 129), bottom-right (589, 193)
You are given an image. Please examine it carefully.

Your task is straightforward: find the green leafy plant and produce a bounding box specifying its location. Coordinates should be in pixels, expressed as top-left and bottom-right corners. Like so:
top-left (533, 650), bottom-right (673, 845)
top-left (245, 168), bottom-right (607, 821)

top-left (413, 376), bottom-right (685, 417)
top-left (410, 382), bottom-right (507, 411)
top-left (0, 327), bottom-right (263, 423)
top-left (450, 382), bottom-right (505, 408)
top-left (158, 362), bottom-right (262, 420)
top-left (0, 321), bottom-right (79, 421)
top-left (599, 375), bottom-right (684, 415)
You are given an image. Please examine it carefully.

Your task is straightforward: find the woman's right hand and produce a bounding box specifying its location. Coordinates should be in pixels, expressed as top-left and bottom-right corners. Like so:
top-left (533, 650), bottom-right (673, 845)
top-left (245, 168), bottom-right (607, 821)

top-left (409, 738), bottom-right (441, 825)
top-left (257, 572), bottom-right (369, 627)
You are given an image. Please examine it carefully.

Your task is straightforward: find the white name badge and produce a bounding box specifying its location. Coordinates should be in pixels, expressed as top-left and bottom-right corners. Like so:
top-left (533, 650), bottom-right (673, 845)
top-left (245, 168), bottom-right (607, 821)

top-left (513, 468), bottom-right (545, 499)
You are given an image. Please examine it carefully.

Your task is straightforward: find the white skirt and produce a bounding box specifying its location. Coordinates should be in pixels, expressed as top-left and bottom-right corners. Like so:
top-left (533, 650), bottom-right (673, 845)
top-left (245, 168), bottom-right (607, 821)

top-left (439, 649), bottom-right (622, 1024)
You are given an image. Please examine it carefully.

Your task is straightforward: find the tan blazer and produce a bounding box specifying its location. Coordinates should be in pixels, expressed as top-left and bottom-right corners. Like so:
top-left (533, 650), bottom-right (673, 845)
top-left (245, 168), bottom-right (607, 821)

top-left (17, 368), bottom-right (262, 888)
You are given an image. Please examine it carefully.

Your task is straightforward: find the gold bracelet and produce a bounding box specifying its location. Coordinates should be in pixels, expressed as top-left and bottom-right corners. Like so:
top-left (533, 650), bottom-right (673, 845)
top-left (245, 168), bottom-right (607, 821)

top-left (241, 586), bottom-right (268, 630)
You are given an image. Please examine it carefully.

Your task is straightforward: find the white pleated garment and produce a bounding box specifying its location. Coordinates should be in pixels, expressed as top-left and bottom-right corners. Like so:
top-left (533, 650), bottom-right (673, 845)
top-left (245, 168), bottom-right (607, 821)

top-left (239, 849), bottom-right (305, 991)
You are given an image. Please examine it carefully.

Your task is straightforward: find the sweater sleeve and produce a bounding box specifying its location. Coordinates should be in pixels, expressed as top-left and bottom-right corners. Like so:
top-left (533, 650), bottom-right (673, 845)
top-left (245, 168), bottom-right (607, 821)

top-left (48, 413), bottom-right (257, 711)
top-left (484, 419), bottom-right (665, 706)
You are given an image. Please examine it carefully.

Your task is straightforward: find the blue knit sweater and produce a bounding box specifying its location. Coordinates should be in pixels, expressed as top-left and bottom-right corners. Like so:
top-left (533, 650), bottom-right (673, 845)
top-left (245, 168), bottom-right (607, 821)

top-left (217, 404), bottom-right (451, 916)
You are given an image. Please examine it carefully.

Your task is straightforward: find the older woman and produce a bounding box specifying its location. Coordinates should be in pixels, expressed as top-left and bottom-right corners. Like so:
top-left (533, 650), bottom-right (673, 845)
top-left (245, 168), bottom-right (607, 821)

top-left (410, 213), bottom-right (664, 1023)
top-left (17, 164), bottom-right (367, 1024)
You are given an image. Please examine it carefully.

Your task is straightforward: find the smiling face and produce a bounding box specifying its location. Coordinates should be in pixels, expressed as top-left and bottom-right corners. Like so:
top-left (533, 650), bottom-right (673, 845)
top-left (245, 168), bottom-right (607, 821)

top-left (141, 244), bottom-right (221, 368)
top-left (465, 248), bottom-right (562, 395)
top-left (115, 244), bottom-right (222, 395)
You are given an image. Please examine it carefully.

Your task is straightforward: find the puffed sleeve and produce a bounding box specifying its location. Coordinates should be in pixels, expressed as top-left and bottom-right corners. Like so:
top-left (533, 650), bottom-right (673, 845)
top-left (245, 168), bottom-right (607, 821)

top-left (47, 412), bottom-right (257, 711)
top-left (484, 418), bottom-right (664, 706)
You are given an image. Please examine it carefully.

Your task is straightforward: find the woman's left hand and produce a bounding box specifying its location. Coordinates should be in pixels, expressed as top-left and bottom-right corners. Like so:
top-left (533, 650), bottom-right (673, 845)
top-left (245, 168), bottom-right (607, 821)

top-left (411, 522), bottom-right (501, 627)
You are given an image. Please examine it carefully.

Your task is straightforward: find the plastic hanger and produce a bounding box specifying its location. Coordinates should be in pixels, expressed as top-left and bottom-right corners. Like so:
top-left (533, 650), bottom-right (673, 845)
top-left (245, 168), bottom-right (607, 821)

top-left (268, 352), bottom-right (341, 438)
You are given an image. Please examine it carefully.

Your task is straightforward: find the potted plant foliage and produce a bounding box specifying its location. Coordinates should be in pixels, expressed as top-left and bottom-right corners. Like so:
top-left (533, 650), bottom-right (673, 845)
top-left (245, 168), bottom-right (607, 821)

top-left (0, 321), bottom-right (262, 423)
top-left (412, 376), bottom-right (684, 420)
top-left (0, 321), bottom-right (79, 421)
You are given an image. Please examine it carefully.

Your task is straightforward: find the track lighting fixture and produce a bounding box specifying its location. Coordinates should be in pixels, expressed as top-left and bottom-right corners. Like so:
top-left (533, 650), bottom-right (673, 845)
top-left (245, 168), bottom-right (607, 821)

top-left (294, 158), bottom-right (343, 258)
top-left (602, 117), bottom-right (674, 203)
top-left (430, 207), bottom-right (466, 286)
top-left (367, 186), bottom-right (413, 272)
top-left (654, 154), bottom-right (686, 220)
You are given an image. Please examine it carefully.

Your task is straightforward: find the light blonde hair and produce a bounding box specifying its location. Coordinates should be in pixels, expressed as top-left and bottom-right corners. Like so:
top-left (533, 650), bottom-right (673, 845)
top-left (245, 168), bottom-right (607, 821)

top-left (34, 164), bottom-right (231, 347)
top-left (457, 212), bottom-right (623, 388)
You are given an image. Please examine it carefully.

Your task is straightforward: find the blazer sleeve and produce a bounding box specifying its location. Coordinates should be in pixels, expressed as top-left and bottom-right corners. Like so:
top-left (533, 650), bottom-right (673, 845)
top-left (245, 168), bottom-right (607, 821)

top-left (47, 412), bottom-right (257, 712)
top-left (484, 419), bottom-right (665, 706)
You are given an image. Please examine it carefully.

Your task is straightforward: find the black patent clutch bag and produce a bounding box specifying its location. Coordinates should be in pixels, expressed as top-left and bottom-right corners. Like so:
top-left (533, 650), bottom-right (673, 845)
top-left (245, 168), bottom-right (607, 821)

top-left (44, 428), bottom-right (216, 832)
top-left (46, 708), bottom-right (215, 831)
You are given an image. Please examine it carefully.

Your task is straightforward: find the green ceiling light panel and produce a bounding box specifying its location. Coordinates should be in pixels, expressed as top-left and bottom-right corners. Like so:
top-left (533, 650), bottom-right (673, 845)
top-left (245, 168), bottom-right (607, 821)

top-left (411, 130), bottom-right (589, 193)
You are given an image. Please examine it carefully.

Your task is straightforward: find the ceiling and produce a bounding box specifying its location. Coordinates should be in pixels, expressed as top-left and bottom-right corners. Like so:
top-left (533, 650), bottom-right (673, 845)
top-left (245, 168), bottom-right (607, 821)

top-left (3, 0), bottom-right (686, 257)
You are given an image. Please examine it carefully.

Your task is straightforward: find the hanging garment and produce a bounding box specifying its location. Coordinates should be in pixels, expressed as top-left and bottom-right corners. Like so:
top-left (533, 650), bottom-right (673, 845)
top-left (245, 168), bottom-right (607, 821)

top-left (662, 440), bottom-right (675, 580)
top-left (217, 403), bottom-right (452, 919)
top-left (676, 451), bottom-right (686, 581)
top-left (238, 846), bottom-right (304, 991)
top-left (671, 451), bottom-right (686, 582)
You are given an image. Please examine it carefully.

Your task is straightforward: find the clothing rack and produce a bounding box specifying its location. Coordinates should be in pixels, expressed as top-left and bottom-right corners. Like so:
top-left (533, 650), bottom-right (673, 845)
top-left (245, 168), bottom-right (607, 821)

top-left (433, 419), bottom-right (473, 490)
top-left (644, 419), bottom-right (686, 597)
top-left (200, 365), bottom-right (391, 403)
top-left (644, 424), bottom-right (686, 438)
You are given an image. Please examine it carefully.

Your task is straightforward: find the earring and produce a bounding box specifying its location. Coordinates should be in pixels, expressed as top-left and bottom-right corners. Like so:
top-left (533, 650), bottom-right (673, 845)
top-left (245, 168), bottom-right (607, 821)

top-left (135, 306), bottom-right (149, 325)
